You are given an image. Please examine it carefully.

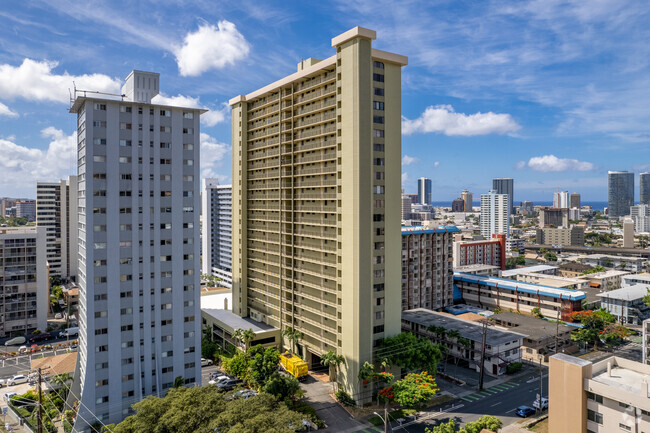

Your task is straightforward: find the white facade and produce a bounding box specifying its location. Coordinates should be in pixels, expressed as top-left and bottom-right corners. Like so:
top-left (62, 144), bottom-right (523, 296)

top-left (553, 190), bottom-right (569, 209)
top-left (631, 204), bottom-right (650, 233)
top-left (0, 227), bottom-right (47, 337)
top-left (70, 70), bottom-right (202, 431)
top-left (36, 177), bottom-right (79, 280)
top-left (201, 179), bottom-right (232, 287)
top-left (480, 190), bottom-right (509, 238)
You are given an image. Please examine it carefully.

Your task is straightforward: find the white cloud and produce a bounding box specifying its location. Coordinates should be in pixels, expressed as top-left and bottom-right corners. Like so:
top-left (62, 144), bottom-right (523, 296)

top-left (201, 103), bottom-right (231, 127)
top-left (200, 132), bottom-right (231, 179)
top-left (402, 105), bottom-right (521, 136)
top-left (0, 102), bottom-right (17, 117)
top-left (402, 155), bottom-right (418, 165)
top-left (401, 172), bottom-right (409, 184)
top-left (0, 59), bottom-right (120, 103)
top-left (174, 21), bottom-right (251, 77)
top-left (515, 160), bottom-right (526, 170)
top-left (524, 154), bottom-right (596, 172)
top-left (433, 161), bottom-right (440, 168)
top-left (151, 94), bottom-right (230, 128)
top-left (0, 127), bottom-right (76, 194)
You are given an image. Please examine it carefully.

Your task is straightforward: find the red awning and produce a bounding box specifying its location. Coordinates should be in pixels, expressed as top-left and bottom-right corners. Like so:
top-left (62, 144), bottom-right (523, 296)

top-left (589, 282), bottom-right (600, 288)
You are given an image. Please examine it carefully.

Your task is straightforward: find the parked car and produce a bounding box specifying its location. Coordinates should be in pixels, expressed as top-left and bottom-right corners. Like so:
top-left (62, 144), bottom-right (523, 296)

top-left (59, 327), bottom-right (79, 338)
top-left (4, 336), bottom-right (26, 346)
top-left (54, 313), bottom-right (63, 319)
top-left (208, 376), bottom-right (230, 386)
top-left (29, 332), bottom-right (51, 343)
top-left (533, 397), bottom-right (548, 410)
top-left (216, 379), bottom-right (242, 391)
top-left (0, 379), bottom-right (5, 388)
top-left (234, 389), bottom-right (257, 400)
top-left (3, 392), bottom-right (17, 402)
top-left (7, 375), bottom-right (29, 386)
top-left (515, 406), bottom-right (536, 417)
top-left (210, 373), bottom-right (229, 382)
top-left (201, 358), bottom-right (214, 367)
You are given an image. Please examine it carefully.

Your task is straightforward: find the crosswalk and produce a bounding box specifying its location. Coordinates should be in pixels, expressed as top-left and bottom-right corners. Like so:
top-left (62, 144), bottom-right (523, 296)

top-left (459, 381), bottom-right (520, 402)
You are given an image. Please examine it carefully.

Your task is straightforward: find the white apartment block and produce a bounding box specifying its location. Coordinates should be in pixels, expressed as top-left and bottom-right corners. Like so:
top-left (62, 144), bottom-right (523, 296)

top-left (553, 190), bottom-right (569, 209)
top-left (632, 204), bottom-right (650, 233)
top-left (0, 227), bottom-right (47, 338)
top-left (36, 177), bottom-right (79, 280)
top-left (201, 179), bottom-right (232, 287)
top-left (480, 190), bottom-right (509, 238)
top-left (69, 70), bottom-right (203, 430)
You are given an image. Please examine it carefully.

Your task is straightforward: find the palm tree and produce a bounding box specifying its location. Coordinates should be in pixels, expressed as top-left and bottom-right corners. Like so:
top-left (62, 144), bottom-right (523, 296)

top-left (233, 328), bottom-right (245, 349)
top-left (282, 326), bottom-right (304, 354)
top-left (320, 350), bottom-right (345, 389)
top-left (242, 328), bottom-right (256, 350)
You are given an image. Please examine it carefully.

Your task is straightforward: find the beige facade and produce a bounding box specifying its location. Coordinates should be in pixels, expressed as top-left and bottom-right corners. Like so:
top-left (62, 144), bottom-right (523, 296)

top-left (536, 226), bottom-right (584, 246)
top-left (230, 27), bottom-right (406, 401)
top-left (550, 354), bottom-right (650, 433)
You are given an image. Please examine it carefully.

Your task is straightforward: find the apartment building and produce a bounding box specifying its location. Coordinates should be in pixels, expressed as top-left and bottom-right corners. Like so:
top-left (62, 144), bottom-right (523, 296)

top-left (230, 27), bottom-right (407, 400)
top-left (643, 319), bottom-right (650, 365)
top-left (536, 226), bottom-right (585, 246)
top-left (461, 189), bottom-right (473, 212)
top-left (15, 200), bottom-right (36, 221)
top-left (418, 177), bottom-right (432, 205)
top-left (69, 70), bottom-right (203, 430)
top-left (570, 192), bottom-right (581, 209)
top-left (453, 234), bottom-right (506, 270)
top-left (608, 171), bottom-right (634, 218)
top-left (631, 204), bottom-right (650, 233)
top-left (492, 178), bottom-right (514, 215)
top-left (553, 190), bottom-right (569, 209)
top-left (539, 207), bottom-right (569, 228)
top-left (480, 190), bottom-right (509, 238)
top-left (578, 254), bottom-right (647, 272)
top-left (549, 354), bottom-right (650, 433)
top-left (201, 179), bottom-right (233, 287)
top-left (36, 177), bottom-right (79, 280)
top-left (505, 237), bottom-right (525, 254)
top-left (401, 194), bottom-right (412, 220)
top-left (454, 272), bottom-right (585, 320)
top-left (0, 227), bottom-right (47, 338)
top-left (401, 226), bottom-right (458, 311)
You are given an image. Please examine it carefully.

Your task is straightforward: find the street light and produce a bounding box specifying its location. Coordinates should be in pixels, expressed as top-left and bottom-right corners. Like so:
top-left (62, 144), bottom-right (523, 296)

top-left (373, 411), bottom-right (389, 433)
top-left (537, 354), bottom-right (544, 412)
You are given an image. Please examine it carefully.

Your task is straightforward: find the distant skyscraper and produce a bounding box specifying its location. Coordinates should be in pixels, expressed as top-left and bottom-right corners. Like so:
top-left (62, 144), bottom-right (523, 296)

top-left (36, 177), bottom-right (79, 279)
top-left (70, 70), bottom-right (203, 429)
top-left (631, 204), bottom-right (650, 233)
top-left (480, 190), bottom-right (509, 238)
top-left (418, 177), bottom-right (432, 205)
top-left (570, 192), bottom-right (581, 209)
top-left (15, 200), bottom-right (36, 221)
top-left (461, 189), bottom-right (473, 212)
top-left (201, 179), bottom-right (232, 287)
top-left (520, 201), bottom-right (534, 215)
top-left (492, 178), bottom-right (514, 215)
top-left (452, 197), bottom-right (464, 212)
top-left (608, 171), bottom-right (634, 218)
top-left (553, 191), bottom-right (569, 209)
top-left (641, 173), bottom-right (650, 205)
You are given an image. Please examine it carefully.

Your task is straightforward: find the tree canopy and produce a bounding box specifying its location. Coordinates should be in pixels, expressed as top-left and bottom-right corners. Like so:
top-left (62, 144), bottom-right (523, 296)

top-left (375, 332), bottom-right (444, 372)
top-left (106, 388), bottom-right (305, 433)
top-left (392, 372), bottom-right (438, 409)
top-left (425, 415), bottom-right (503, 433)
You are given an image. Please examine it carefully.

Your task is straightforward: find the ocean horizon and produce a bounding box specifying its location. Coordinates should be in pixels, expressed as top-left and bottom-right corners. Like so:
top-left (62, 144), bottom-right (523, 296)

top-left (431, 200), bottom-right (610, 212)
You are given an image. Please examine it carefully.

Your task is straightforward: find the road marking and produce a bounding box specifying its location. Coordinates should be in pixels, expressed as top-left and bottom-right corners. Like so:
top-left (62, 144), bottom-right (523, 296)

top-left (505, 408), bottom-right (517, 413)
top-left (490, 402), bottom-right (502, 407)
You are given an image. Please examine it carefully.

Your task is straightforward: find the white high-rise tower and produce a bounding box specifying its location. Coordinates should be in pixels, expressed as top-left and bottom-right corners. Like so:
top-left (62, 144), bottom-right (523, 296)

top-left (480, 190), bottom-right (510, 238)
top-left (69, 70), bottom-right (204, 430)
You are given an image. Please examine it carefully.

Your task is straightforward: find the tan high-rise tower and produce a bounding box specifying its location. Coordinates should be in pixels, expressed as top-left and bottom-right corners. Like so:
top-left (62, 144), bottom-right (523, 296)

top-left (230, 27), bottom-right (407, 401)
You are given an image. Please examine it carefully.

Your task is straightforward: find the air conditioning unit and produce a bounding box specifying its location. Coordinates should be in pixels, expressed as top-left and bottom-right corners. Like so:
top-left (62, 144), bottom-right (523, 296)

top-left (249, 308), bottom-right (261, 322)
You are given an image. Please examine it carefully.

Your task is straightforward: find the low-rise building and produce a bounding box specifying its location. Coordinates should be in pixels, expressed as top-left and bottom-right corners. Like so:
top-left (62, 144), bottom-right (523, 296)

top-left (536, 226), bottom-right (584, 246)
top-left (453, 234), bottom-right (506, 270)
top-left (453, 264), bottom-right (500, 277)
top-left (577, 254), bottom-right (647, 273)
top-left (578, 269), bottom-right (631, 290)
top-left (549, 354), bottom-right (650, 433)
top-left (402, 309), bottom-right (524, 376)
top-left (453, 272), bottom-right (585, 320)
top-left (500, 264), bottom-right (559, 279)
top-left (402, 226), bottom-right (458, 310)
top-left (491, 312), bottom-right (576, 361)
top-left (505, 238), bottom-right (525, 255)
top-left (512, 272), bottom-right (590, 291)
top-left (597, 284), bottom-right (650, 325)
top-left (558, 261), bottom-right (594, 278)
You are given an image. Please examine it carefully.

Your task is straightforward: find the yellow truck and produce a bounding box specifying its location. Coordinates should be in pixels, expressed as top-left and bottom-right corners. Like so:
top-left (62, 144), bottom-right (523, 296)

top-left (279, 352), bottom-right (308, 381)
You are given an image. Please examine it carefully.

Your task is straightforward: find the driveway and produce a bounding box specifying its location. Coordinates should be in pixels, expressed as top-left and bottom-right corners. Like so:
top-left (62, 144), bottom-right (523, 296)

top-left (301, 375), bottom-right (367, 432)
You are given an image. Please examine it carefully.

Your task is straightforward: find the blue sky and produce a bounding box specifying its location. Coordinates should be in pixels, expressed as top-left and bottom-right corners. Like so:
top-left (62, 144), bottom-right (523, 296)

top-left (0, 0), bottom-right (649, 202)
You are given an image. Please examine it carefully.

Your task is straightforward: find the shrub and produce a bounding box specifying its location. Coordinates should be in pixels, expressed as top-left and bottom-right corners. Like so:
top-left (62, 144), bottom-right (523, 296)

top-left (506, 362), bottom-right (523, 375)
top-left (335, 389), bottom-right (356, 407)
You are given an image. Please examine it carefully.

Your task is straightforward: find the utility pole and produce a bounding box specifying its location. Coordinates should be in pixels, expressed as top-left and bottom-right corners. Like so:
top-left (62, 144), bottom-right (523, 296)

top-left (555, 306), bottom-right (560, 353)
top-left (384, 407), bottom-right (388, 433)
top-left (37, 367), bottom-right (43, 433)
top-left (478, 320), bottom-right (488, 390)
top-left (538, 355), bottom-right (543, 413)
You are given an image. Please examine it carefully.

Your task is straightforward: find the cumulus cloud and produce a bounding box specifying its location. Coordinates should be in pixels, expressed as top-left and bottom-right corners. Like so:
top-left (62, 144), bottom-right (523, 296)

top-left (0, 102), bottom-right (18, 117)
top-left (0, 127), bottom-right (76, 194)
top-left (201, 103), bottom-right (231, 127)
top-left (433, 161), bottom-right (440, 168)
top-left (0, 59), bottom-right (120, 103)
top-left (401, 172), bottom-right (409, 184)
top-left (402, 104), bottom-right (521, 136)
top-left (174, 21), bottom-right (250, 76)
top-left (151, 94), bottom-right (230, 127)
top-left (522, 154), bottom-right (596, 172)
top-left (402, 155), bottom-right (418, 165)
top-left (200, 132), bottom-right (231, 179)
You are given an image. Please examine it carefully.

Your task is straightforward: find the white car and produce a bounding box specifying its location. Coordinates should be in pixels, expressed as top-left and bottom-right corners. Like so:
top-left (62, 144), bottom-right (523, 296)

top-left (201, 358), bottom-right (214, 367)
top-left (7, 375), bottom-right (28, 386)
top-left (3, 392), bottom-right (17, 402)
top-left (533, 397), bottom-right (548, 410)
top-left (54, 313), bottom-right (62, 319)
top-left (208, 375), bottom-right (229, 385)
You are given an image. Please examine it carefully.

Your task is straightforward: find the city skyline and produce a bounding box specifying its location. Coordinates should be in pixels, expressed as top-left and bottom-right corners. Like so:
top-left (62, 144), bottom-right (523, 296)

top-left (0, 2), bottom-right (649, 200)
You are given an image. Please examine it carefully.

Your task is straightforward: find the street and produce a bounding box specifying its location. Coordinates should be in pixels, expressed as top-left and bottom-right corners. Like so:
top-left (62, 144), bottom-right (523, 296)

top-left (349, 369), bottom-right (548, 433)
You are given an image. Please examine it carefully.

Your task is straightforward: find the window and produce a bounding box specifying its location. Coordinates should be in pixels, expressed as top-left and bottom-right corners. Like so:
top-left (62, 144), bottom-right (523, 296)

top-left (619, 424), bottom-right (631, 431)
top-left (160, 174), bottom-right (171, 181)
top-left (587, 392), bottom-right (603, 404)
top-left (373, 325), bottom-right (385, 334)
top-left (119, 190), bottom-right (131, 197)
top-left (183, 206), bottom-right (194, 212)
top-left (94, 103), bottom-right (106, 110)
top-left (160, 142), bottom-right (170, 148)
top-left (96, 345), bottom-right (108, 352)
top-left (183, 159), bottom-right (194, 166)
top-left (183, 175), bottom-right (194, 181)
top-left (94, 259), bottom-right (106, 267)
top-left (120, 106), bottom-right (132, 113)
top-left (94, 276), bottom-right (107, 283)
top-left (374, 87), bottom-right (385, 96)
top-left (373, 129), bottom-right (384, 138)
top-left (120, 174), bottom-right (132, 180)
top-left (93, 225), bottom-right (106, 232)
top-left (93, 121), bottom-right (107, 127)
top-left (619, 402), bottom-right (630, 408)
top-left (160, 126), bottom-right (171, 133)
top-left (373, 116), bottom-right (384, 124)
top-left (120, 274), bottom-right (132, 282)
top-left (119, 207), bottom-right (131, 214)
top-left (119, 241), bottom-right (132, 248)
top-left (160, 110), bottom-right (171, 117)
top-left (373, 61), bottom-right (384, 69)
top-left (183, 128), bottom-right (193, 134)
top-left (119, 157), bottom-right (131, 163)
top-left (183, 112), bottom-right (194, 119)
top-left (119, 139), bottom-right (132, 147)
top-left (373, 158), bottom-right (385, 166)
top-left (373, 101), bottom-right (384, 110)
top-left (374, 242), bottom-right (384, 250)
top-left (373, 214), bottom-right (384, 222)
top-left (183, 191), bottom-right (193, 197)
top-left (95, 362), bottom-right (109, 370)
top-left (183, 143), bottom-right (193, 150)
top-left (93, 190), bottom-right (106, 196)
top-left (160, 159), bottom-right (172, 165)
top-left (95, 328), bottom-right (108, 335)
top-left (373, 73), bottom-right (384, 82)
top-left (93, 207), bottom-right (106, 214)
top-left (373, 185), bottom-right (385, 194)
top-left (93, 138), bottom-right (107, 145)
top-left (587, 409), bottom-right (603, 424)
top-left (374, 143), bottom-right (385, 152)
top-left (119, 224), bottom-right (132, 231)
top-left (119, 123), bottom-right (132, 130)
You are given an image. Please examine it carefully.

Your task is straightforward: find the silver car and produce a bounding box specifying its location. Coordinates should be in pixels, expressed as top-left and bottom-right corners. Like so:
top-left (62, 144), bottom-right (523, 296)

top-left (7, 375), bottom-right (28, 386)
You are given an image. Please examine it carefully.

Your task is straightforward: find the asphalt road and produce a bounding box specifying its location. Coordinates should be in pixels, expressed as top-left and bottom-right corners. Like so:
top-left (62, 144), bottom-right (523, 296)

top-left (351, 370), bottom-right (549, 433)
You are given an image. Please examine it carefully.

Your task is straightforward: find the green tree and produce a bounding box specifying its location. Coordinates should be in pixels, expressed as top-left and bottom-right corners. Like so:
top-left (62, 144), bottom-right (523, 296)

top-left (376, 332), bottom-right (444, 373)
top-left (262, 373), bottom-right (303, 400)
top-left (358, 361), bottom-right (375, 383)
top-left (582, 265), bottom-right (606, 275)
top-left (233, 328), bottom-right (256, 351)
top-left (425, 415), bottom-right (503, 433)
top-left (282, 326), bottom-right (304, 354)
top-left (200, 273), bottom-right (222, 287)
top-left (320, 350), bottom-right (346, 386)
top-left (50, 372), bottom-right (73, 399)
top-left (221, 351), bottom-right (249, 379)
top-left (392, 372), bottom-right (438, 409)
top-left (531, 307), bottom-right (543, 319)
top-left (425, 420), bottom-right (457, 433)
top-left (247, 345), bottom-right (280, 386)
top-left (173, 376), bottom-right (184, 388)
